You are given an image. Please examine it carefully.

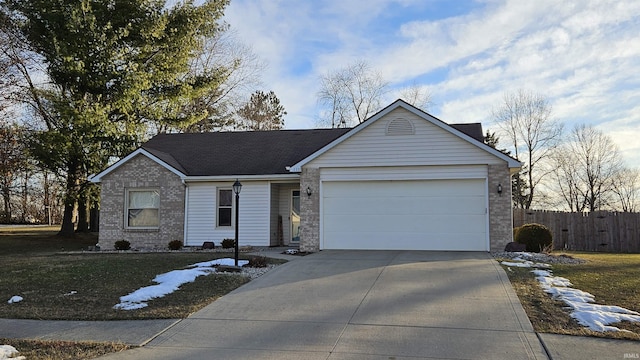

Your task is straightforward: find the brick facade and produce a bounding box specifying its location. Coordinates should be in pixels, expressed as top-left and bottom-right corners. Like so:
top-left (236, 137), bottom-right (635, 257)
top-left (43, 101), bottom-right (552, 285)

top-left (488, 163), bottom-right (513, 251)
top-left (299, 167), bottom-right (320, 252)
top-left (98, 155), bottom-right (185, 250)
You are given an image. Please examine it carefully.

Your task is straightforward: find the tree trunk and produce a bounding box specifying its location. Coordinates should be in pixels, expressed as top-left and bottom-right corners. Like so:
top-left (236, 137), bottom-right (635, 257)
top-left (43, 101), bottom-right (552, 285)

top-left (1, 188), bottom-right (10, 223)
top-left (90, 202), bottom-right (99, 232)
top-left (59, 200), bottom-right (76, 237)
top-left (20, 171), bottom-right (29, 222)
top-left (58, 159), bottom-right (81, 237)
top-left (76, 193), bottom-right (89, 232)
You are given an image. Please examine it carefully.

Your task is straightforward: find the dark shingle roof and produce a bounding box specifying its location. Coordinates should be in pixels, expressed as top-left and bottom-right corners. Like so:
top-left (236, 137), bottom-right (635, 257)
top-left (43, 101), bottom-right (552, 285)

top-left (142, 129), bottom-right (351, 176)
top-left (141, 122), bottom-right (485, 176)
top-left (450, 123), bottom-right (484, 142)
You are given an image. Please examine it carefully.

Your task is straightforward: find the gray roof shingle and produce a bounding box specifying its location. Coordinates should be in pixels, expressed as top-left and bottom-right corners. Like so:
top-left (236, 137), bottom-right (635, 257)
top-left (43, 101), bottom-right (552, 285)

top-left (142, 129), bottom-right (351, 176)
top-left (141, 122), bottom-right (484, 176)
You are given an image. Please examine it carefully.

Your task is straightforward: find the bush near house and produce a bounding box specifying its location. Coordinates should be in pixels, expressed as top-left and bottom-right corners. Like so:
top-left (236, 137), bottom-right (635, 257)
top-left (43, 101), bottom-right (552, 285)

top-left (221, 238), bottom-right (235, 249)
top-left (114, 240), bottom-right (131, 251)
top-left (168, 240), bottom-right (183, 250)
top-left (515, 223), bottom-right (553, 253)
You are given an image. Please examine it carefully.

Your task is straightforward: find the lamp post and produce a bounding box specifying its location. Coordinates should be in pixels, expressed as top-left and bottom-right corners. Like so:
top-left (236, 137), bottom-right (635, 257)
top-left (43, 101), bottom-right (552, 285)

top-left (233, 179), bottom-right (242, 267)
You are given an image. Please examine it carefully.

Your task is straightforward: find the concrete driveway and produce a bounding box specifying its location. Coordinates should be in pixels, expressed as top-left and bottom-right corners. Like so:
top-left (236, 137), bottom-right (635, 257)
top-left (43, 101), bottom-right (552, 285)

top-left (101, 251), bottom-right (548, 359)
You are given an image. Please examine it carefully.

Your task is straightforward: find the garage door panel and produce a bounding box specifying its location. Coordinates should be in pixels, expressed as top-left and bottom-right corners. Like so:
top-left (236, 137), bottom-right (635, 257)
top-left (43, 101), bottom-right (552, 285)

top-left (322, 231), bottom-right (486, 251)
top-left (322, 179), bottom-right (487, 251)
top-left (323, 195), bottom-right (485, 216)
top-left (324, 214), bottom-right (486, 233)
top-left (324, 179), bottom-right (484, 197)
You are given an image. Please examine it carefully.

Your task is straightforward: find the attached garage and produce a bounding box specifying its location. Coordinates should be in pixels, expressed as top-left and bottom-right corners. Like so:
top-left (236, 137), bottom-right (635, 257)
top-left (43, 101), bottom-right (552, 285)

top-left (321, 179), bottom-right (488, 251)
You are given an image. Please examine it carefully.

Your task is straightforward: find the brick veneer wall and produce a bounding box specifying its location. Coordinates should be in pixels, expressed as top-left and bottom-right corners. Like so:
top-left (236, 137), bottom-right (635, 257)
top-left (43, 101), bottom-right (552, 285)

top-left (98, 155), bottom-right (185, 250)
top-left (299, 167), bottom-right (320, 252)
top-left (488, 163), bottom-right (513, 251)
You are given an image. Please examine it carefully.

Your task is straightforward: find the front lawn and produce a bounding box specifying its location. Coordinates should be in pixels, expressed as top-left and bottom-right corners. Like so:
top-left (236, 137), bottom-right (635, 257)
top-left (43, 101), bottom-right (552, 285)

top-left (502, 252), bottom-right (640, 341)
top-left (0, 226), bottom-right (285, 359)
top-left (0, 227), bottom-right (284, 320)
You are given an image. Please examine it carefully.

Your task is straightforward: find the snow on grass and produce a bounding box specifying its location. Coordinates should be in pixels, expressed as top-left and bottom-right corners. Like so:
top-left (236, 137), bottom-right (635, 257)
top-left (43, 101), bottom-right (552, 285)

top-left (531, 268), bottom-right (640, 332)
top-left (502, 255), bottom-right (640, 332)
top-left (0, 345), bottom-right (25, 360)
top-left (114, 258), bottom-right (249, 310)
top-left (7, 296), bottom-right (23, 304)
top-left (501, 260), bottom-right (551, 268)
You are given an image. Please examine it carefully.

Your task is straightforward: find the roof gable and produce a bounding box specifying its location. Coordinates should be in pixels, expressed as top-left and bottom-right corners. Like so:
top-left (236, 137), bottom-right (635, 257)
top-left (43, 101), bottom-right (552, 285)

top-left (290, 99), bottom-right (521, 171)
top-left (90, 148), bottom-right (186, 183)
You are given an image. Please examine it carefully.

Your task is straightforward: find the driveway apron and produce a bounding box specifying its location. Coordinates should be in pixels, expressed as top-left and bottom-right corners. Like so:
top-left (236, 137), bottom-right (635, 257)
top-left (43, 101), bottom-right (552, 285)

top-left (100, 251), bottom-right (547, 359)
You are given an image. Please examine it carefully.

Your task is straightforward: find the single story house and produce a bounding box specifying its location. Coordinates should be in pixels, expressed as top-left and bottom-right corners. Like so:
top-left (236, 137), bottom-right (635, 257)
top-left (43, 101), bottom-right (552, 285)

top-left (91, 100), bottom-right (521, 252)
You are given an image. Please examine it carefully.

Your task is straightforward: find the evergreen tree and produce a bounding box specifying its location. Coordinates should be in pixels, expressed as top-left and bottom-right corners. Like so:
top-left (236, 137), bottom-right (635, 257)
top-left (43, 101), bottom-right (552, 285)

top-left (237, 90), bottom-right (286, 131)
top-left (2, 0), bottom-right (230, 235)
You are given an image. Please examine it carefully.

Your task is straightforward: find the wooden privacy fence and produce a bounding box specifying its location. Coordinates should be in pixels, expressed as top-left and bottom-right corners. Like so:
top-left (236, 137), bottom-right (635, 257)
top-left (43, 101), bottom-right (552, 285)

top-left (513, 209), bottom-right (640, 253)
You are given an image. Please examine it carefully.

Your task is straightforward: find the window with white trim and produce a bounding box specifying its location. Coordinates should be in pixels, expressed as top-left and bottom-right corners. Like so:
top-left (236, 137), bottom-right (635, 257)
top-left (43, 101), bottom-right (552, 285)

top-left (126, 189), bottom-right (160, 228)
top-left (217, 189), bottom-right (233, 227)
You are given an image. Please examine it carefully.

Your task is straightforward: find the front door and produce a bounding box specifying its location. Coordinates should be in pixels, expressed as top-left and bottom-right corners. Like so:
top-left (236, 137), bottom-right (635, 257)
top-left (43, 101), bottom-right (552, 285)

top-left (291, 190), bottom-right (300, 243)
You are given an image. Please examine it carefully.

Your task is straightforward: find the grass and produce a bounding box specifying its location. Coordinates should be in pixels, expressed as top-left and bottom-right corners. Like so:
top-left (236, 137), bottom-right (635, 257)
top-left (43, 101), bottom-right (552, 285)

top-left (501, 251), bottom-right (640, 341)
top-left (0, 338), bottom-right (130, 360)
top-left (0, 226), bottom-right (286, 359)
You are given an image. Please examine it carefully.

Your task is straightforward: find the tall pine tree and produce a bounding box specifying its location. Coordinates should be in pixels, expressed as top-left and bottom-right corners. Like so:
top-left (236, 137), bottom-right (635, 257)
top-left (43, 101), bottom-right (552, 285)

top-left (2, 0), bottom-right (230, 235)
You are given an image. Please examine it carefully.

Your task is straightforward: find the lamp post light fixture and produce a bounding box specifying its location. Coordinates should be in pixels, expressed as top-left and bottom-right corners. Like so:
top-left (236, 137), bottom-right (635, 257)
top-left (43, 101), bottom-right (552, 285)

top-left (233, 179), bottom-right (242, 267)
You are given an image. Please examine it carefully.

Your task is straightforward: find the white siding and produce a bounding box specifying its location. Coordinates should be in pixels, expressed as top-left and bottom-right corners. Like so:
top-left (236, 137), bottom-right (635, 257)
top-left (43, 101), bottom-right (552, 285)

top-left (185, 181), bottom-right (270, 247)
top-left (307, 107), bottom-right (502, 168)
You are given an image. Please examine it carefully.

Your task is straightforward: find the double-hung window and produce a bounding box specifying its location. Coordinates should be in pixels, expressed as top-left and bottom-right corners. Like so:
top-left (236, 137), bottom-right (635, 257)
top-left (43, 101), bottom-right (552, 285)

top-left (217, 189), bottom-right (233, 227)
top-left (126, 189), bottom-right (160, 228)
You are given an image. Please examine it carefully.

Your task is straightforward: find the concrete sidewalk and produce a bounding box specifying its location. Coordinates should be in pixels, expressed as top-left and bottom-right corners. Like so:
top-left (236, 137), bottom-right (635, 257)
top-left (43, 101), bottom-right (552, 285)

top-left (0, 318), bottom-right (178, 346)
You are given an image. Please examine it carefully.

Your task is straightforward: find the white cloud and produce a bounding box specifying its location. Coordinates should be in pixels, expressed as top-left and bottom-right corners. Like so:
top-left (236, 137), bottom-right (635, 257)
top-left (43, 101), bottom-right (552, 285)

top-left (224, 0), bottom-right (640, 165)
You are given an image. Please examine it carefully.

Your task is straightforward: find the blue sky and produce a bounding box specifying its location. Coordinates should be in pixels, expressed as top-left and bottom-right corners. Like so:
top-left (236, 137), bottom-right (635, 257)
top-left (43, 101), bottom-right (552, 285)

top-left (224, 0), bottom-right (640, 167)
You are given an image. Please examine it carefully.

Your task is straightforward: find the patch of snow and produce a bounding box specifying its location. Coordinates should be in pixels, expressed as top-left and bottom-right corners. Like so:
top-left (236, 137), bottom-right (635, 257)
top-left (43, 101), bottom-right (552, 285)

top-left (532, 268), bottom-right (640, 332)
top-left (501, 260), bottom-right (551, 268)
top-left (63, 291), bottom-right (77, 296)
top-left (7, 296), bottom-right (23, 304)
top-left (0, 345), bottom-right (25, 360)
top-left (114, 258), bottom-right (250, 310)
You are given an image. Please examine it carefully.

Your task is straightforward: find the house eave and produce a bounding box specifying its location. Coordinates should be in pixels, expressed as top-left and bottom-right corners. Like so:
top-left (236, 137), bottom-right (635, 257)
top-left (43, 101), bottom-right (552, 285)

top-left (184, 174), bottom-right (300, 183)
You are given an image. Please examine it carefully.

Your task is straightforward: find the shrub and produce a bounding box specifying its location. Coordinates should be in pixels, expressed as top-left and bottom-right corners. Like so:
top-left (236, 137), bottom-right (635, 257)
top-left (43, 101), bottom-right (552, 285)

top-left (246, 256), bottom-right (268, 268)
top-left (221, 238), bottom-right (235, 249)
top-left (515, 223), bottom-right (553, 253)
top-left (168, 240), bottom-right (183, 250)
top-left (114, 240), bottom-right (131, 251)
top-left (513, 226), bottom-right (520, 240)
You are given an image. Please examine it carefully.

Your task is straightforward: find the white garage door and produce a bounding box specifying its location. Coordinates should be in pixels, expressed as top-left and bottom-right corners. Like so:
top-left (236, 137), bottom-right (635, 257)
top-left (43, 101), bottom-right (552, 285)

top-left (322, 179), bottom-right (487, 251)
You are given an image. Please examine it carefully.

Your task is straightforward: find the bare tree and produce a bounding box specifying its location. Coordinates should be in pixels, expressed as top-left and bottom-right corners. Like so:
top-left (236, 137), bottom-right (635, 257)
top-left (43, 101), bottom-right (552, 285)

top-left (399, 82), bottom-right (432, 112)
top-left (492, 89), bottom-right (563, 209)
top-left (167, 30), bottom-right (267, 133)
top-left (317, 60), bottom-right (389, 127)
top-left (611, 167), bottom-right (639, 212)
top-left (0, 122), bottom-right (25, 222)
top-left (552, 124), bottom-right (624, 212)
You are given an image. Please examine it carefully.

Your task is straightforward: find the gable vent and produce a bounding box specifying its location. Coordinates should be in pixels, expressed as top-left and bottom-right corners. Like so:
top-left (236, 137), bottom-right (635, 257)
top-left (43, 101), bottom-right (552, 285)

top-left (386, 118), bottom-right (415, 136)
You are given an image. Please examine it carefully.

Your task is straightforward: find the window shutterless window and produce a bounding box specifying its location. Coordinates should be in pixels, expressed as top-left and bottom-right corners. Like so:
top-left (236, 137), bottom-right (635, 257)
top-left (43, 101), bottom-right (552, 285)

top-left (126, 189), bottom-right (160, 228)
top-left (218, 189), bottom-right (233, 227)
